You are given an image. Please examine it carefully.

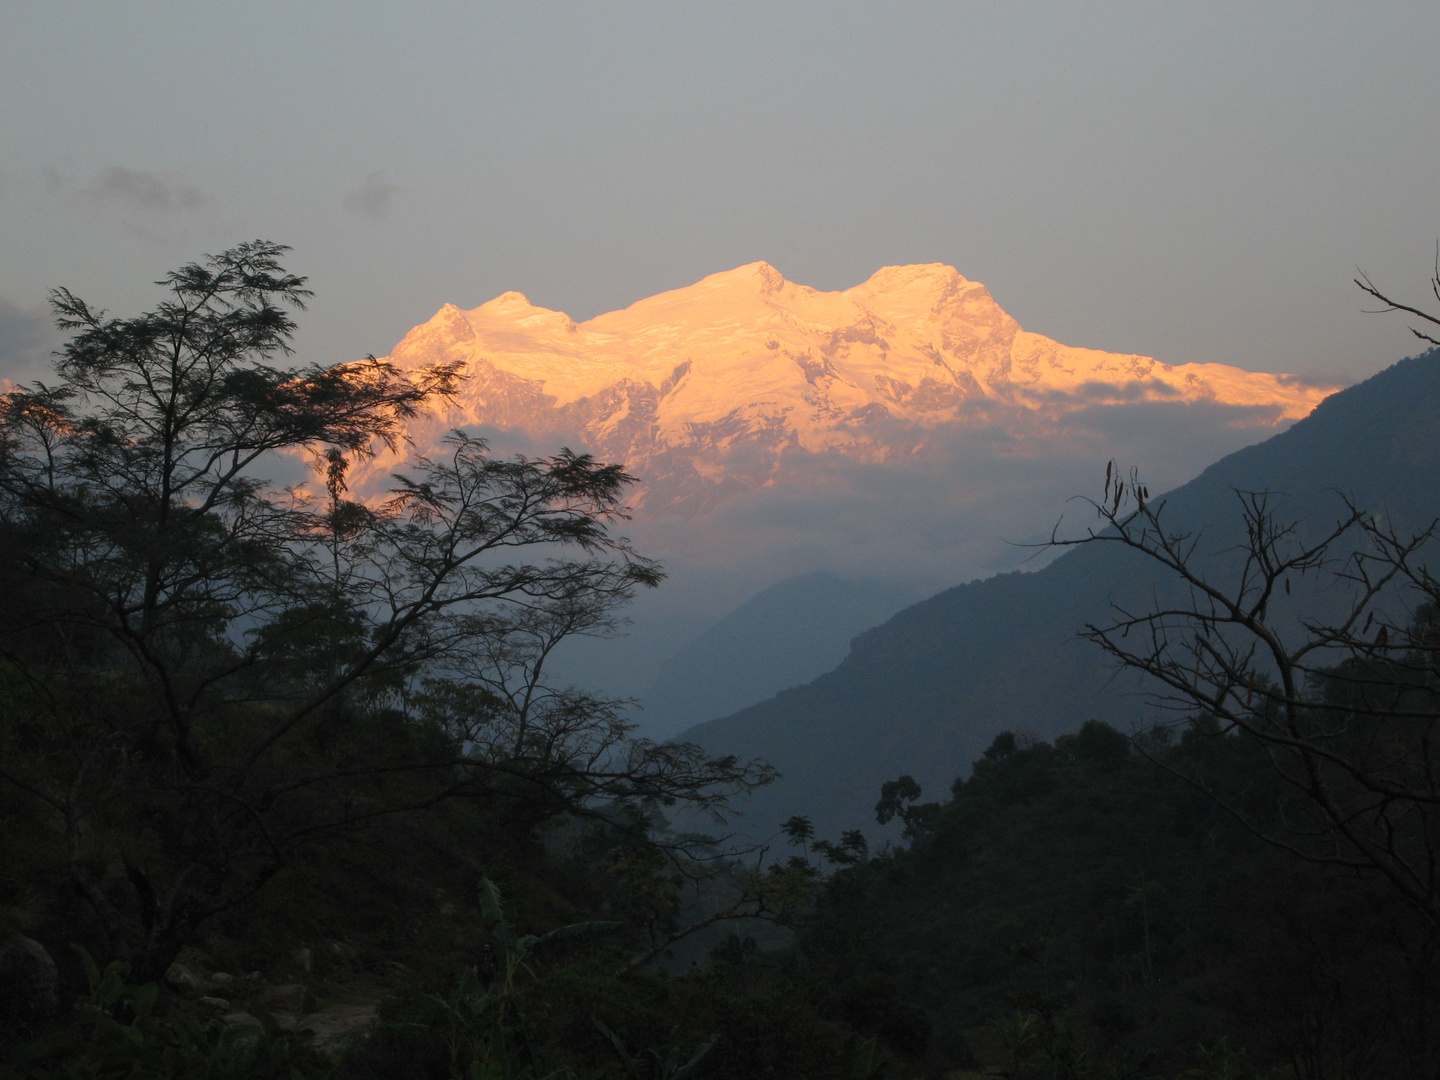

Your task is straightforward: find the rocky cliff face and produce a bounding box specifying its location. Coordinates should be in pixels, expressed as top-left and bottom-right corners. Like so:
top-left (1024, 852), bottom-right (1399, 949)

top-left (353, 262), bottom-right (1333, 512)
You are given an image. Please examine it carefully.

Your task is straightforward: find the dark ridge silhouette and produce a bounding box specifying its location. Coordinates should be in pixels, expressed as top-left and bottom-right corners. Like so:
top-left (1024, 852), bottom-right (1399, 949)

top-left (682, 350), bottom-right (1440, 837)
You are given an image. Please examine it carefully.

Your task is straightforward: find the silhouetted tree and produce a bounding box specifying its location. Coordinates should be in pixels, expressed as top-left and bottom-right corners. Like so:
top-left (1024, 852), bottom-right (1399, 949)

top-left (0, 242), bottom-right (769, 980)
top-left (1356, 248), bottom-right (1440, 346)
top-left (1055, 462), bottom-right (1440, 928)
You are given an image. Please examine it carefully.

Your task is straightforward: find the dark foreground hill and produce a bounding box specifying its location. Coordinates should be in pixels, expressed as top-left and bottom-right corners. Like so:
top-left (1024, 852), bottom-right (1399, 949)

top-left (798, 723), bottom-right (1440, 1077)
top-left (682, 350), bottom-right (1440, 837)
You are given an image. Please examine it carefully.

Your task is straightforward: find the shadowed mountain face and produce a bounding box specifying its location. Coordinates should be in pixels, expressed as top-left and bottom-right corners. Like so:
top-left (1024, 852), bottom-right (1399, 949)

top-left (680, 350), bottom-right (1440, 839)
top-left (637, 573), bottom-right (921, 739)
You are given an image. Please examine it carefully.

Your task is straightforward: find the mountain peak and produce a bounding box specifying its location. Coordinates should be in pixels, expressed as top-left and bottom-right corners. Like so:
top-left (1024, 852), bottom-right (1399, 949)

top-left (846, 263), bottom-right (988, 314)
top-left (372, 262), bottom-right (1339, 513)
top-left (695, 261), bottom-right (789, 295)
top-left (859, 263), bottom-right (968, 290)
top-left (483, 290), bottom-right (533, 309)
top-left (468, 291), bottom-right (577, 335)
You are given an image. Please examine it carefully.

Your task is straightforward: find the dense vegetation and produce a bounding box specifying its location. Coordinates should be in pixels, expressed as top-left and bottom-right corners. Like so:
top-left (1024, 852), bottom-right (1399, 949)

top-left (801, 719), bottom-right (1440, 1078)
top-left (9, 710), bottom-right (1437, 1078)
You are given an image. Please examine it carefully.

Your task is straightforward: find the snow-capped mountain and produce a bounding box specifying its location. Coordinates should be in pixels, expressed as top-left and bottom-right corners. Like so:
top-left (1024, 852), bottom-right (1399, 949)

top-left (357, 262), bottom-right (1333, 512)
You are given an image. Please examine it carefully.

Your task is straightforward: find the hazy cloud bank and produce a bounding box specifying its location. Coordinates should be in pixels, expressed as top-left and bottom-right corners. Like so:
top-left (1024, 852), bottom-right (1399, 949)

top-left (80, 167), bottom-right (208, 214)
top-left (546, 398), bottom-right (1298, 706)
top-left (343, 171), bottom-right (399, 220)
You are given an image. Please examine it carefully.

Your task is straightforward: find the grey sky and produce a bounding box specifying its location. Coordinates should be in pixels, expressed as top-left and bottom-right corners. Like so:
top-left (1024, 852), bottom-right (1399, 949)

top-left (2, 3), bottom-right (1438, 385)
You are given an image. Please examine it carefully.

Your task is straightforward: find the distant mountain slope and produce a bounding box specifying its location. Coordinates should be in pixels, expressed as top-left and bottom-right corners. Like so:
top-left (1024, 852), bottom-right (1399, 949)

top-left (681, 350), bottom-right (1440, 838)
top-left (638, 573), bottom-right (920, 738)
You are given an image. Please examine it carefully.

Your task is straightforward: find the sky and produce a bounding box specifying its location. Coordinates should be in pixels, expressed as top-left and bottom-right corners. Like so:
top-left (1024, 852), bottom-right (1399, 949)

top-left (4, 3), bottom-right (1440, 388)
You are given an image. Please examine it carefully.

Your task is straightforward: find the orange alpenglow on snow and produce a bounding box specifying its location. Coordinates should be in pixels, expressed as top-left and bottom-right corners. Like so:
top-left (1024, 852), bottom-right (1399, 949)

top-left (354, 262), bottom-right (1337, 509)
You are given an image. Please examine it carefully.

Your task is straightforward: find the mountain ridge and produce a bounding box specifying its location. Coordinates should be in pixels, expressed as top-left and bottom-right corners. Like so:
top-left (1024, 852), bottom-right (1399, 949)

top-left (354, 262), bottom-right (1334, 512)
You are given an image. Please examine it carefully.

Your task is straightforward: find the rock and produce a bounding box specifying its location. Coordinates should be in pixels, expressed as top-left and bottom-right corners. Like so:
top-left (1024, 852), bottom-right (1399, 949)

top-left (0, 933), bottom-right (58, 1022)
top-left (257, 983), bottom-right (308, 1012)
top-left (295, 1002), bottom-right (380, 1053)
top-left (291, 946), bottom-right (312, 974)
top-left (222, 1012), bottom-right (263, 1051)
top-left (197, 996), bottom-right (230, 1010)
top-left (386, 960), bottom-right (413, 974)
top-left (326, 940), bottom-right (358, 965)
top-left (165, 962), bottom-right (204, 992)
top-left (210, 971), bottom-right (233, 985)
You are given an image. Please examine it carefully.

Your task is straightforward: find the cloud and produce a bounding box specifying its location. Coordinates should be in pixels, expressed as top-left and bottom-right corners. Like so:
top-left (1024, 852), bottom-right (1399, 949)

top-left (619, 398), bottom-right (1294, 597)
top-left (343, 171), bottom-right (399, 220)
top-left (81, 167), bottom-right (207, 214)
